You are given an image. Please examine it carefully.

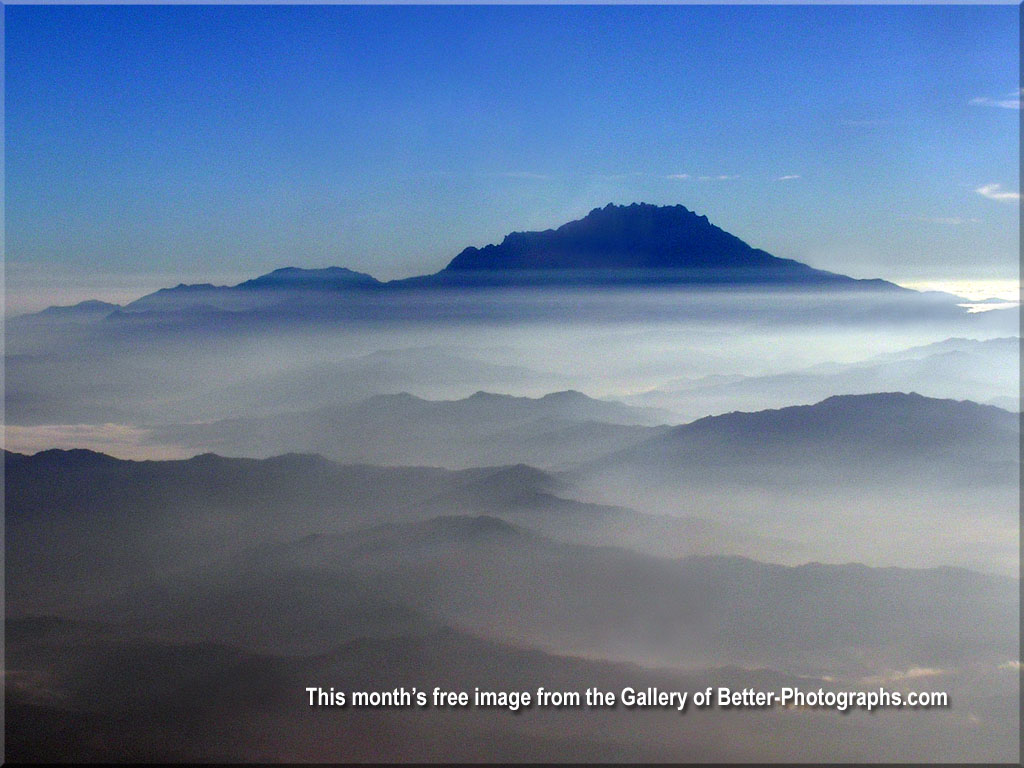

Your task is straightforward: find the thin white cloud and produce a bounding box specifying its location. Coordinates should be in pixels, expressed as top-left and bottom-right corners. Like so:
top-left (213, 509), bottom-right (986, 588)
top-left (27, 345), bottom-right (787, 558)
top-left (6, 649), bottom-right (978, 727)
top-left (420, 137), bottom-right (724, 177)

top-left (667, 173), bottom-right (738, 181)
top-left (860, 667), bottom-right (949, 686)
top-left (841, 118), bottom-right (892, 127)
top-left (903, 215), bottom-right (980, 225)
top-left (970, 89), bottom-right (1022, 110)
top-left (591, 172), bottom-right (646, 181)
top-left (777, 174), bottom-right (801, 181)
top-left (899, 278), bottom-right (1019, 301)
top-left (496, 171), bottom-right (552, 180)
top-left (976, 183), bottom-right (1021, 203)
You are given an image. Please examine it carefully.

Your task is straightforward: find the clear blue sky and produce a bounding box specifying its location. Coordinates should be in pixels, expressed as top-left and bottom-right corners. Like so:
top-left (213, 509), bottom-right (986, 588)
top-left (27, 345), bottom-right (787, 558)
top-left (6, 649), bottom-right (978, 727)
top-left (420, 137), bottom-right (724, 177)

top-left (5, 5), bottom-right (1020, 310)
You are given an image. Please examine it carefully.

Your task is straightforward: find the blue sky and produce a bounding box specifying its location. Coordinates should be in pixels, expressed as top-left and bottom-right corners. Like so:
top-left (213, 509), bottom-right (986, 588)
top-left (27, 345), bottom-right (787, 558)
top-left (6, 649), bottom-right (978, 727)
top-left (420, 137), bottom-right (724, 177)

top-left (5, 4), bottom-right (1020, 311)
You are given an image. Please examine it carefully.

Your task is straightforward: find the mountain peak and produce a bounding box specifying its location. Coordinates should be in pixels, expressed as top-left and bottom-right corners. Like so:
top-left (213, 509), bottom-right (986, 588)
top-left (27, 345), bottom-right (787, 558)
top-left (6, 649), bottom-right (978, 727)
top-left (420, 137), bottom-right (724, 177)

top-left (436, 202), bottom-right (895, 289)
top-left (19, 299), bottom-right (121, 320)
top-left (236, 266), bottom-right (380, 290)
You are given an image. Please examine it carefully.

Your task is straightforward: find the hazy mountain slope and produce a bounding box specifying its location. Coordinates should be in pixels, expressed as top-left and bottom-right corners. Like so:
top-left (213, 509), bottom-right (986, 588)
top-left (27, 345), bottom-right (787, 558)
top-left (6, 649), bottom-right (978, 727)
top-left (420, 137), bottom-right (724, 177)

top-left (5, 343), bottom-right (564, 427)
top-left (2, 449), bottom-right (586, 534)
top-left (867, 335), bottom-right (1018, 362)
top-left (11, 447), bottom-right (1015, 675)
top-left (252, 516), bottom-right (1017, 675)
top-left (588, 392), bottom-right (1018, 487)
top-left (571, 392), bottom-right (1019, 573)
top-left (150, 390), bottom-right (670, 468)
top-left (10, 618), bottom-right (1012, 763)
top-left (409, 463), bottom-right (802, 561)
top-left (4, 449), bottom-right (796, 614)
top-left (630, 336), bottom-right (1019, 418)
top-left (7, 440), bottom-right (1018, 763)
top-left (10, 299), bottom-right (120, 323)
top-left (99, 566), bottom-right (442, 655)
top-left (4, 449), bottom-right (476, 614)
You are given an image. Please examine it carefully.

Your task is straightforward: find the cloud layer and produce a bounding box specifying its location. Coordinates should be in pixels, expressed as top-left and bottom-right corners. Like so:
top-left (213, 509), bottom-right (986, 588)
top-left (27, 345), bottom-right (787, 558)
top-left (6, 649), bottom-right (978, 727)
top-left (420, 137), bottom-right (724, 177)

top-left (970, 90), bottom-right (1022, 110)
top-left (976, 183), bottom-right (1020, 203)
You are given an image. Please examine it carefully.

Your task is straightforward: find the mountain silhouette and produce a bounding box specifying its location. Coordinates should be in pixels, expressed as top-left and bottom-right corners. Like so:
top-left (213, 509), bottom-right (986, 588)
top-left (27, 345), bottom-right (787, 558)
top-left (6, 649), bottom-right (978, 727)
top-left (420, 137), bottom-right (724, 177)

top-left (234, 266), bottom-right (380, 290)
top-left (118, 265), bottom-right (381, 315)
top-left (418, 203), bottom-right (901, 288)
top-left (20, 203), bottom-right (918, 324)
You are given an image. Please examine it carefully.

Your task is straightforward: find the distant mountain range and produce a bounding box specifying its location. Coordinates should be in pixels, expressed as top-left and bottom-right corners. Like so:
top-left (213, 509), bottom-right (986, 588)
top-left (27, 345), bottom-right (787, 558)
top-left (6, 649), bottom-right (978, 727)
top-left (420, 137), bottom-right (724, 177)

top-left (7, 448), bottom-right (1015, 675)
top-left (8, 392), bottom-right (1016, 494)
top-left (580, 391), bottom-right (1019, 507)
top-left (629, 336), bottom-right (1020, 418)
top-left (119, 266), bottom-right (382, 316)
top-left (7, 383), bottom-right (1018, 763)
top-left (7, 391), bottom-right (1018, 577)
top-left (2, 344), bottom-right (568, 427)
top-left (14, 202), bottom-right (947, 326)
top-left (1, 445), bottom-right (798, 578)
top-left (151, 389), bottom-right (670, 469)
top-left (271, 514), bottom-right (1015, 671)
top-left (147, 390), bottom-right (1018, 480)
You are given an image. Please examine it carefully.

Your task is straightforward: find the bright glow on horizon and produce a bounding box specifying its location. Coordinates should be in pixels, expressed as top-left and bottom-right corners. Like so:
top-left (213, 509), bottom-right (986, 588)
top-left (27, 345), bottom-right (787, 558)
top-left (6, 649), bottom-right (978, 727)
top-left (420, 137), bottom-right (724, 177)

top-left (899, 279), bottom-right (1020, 302)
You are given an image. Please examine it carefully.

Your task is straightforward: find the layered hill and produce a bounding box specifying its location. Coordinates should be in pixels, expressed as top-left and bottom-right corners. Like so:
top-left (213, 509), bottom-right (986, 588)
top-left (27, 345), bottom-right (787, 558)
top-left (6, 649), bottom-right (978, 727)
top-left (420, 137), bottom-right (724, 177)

top-left (630, 336), bottom-right (1020, 418)
top-left (587, 392), bottom-right (1018, 487)
top-left (6, 445), bottom-right (1015, 675)
top-left (151, 389), bottom-right (669, 469)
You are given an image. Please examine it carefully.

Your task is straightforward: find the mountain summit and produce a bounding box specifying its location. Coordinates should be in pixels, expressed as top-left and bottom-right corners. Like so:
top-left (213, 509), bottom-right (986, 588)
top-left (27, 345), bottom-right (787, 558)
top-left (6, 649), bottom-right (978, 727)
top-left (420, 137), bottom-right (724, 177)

top-left (424, 203), bottom-right (899, 289)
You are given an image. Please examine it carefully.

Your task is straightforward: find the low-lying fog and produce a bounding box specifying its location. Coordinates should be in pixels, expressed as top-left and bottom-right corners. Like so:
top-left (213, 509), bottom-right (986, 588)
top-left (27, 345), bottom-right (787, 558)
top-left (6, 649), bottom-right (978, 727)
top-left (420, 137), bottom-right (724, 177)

top-left (6, 288), bottom-right (1018, 429)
